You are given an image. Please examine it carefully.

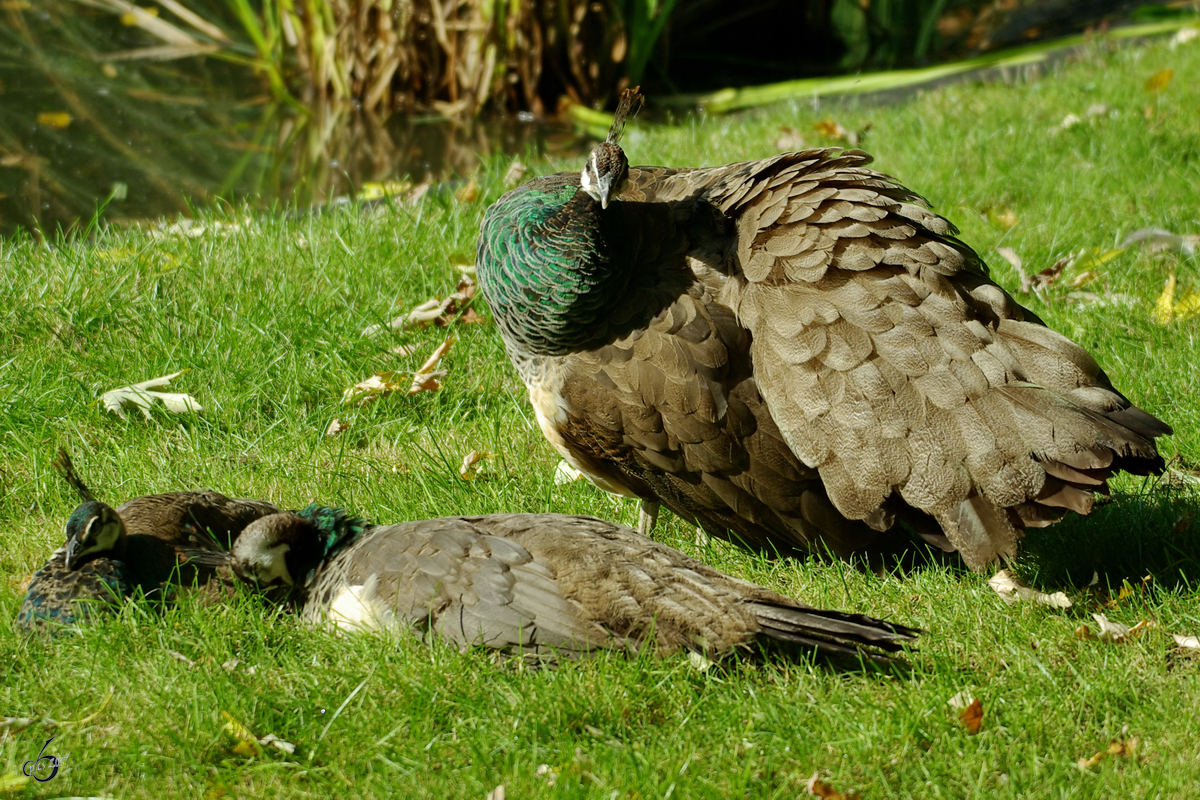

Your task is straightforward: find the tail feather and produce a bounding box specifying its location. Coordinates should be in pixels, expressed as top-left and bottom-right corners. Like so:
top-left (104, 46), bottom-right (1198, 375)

top-left (752, 603), bottom-right (919, 658)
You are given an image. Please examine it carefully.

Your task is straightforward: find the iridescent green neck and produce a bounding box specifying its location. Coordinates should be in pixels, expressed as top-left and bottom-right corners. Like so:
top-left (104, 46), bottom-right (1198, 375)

top-left (297, 505), bottom-right (367, 565)
top-left (477, 180), bottom-right (631, 357)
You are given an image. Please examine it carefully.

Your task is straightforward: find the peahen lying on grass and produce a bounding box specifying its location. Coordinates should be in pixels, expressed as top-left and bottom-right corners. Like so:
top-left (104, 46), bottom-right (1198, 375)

top-left (193, 507), bottom-right (918, 662)
top-left (17, 450), bottom-right (280, 632)
top-left (475, 88), bottom-right (1170, 571)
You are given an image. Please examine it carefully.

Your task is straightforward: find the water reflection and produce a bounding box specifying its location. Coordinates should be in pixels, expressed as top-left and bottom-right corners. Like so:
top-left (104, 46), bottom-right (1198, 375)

top-left (0, 6), bottom-right (576, 237)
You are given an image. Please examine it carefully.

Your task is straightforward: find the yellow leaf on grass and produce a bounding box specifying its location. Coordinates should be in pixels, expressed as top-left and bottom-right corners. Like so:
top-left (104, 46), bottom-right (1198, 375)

top-left (1155, 273), bottom-right (1177, 323)
top-left (344, 340), bottom-right (455, 403)
top-left (36, 112), bottom-right (72, 129)
top-left (1153, 273), bottom-right (1200, 324)
top-left (221, 711), bottom-right (263, 757)
top-left (1144, 68), bottom-right (1173, 93)
top-left (1078, 737), bottom-right (1139, 769)
top-left (813, 119), bottom-right (849, 141)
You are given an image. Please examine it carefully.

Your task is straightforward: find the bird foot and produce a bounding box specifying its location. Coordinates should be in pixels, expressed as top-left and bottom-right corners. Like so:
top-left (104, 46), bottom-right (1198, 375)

top-left (637, 501), bottom-right (660, 538)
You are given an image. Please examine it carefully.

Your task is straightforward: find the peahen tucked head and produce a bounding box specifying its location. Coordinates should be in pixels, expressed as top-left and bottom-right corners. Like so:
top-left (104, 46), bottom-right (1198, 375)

top-left (579, 141), bottom-right (629, 209)
top-left (228, 505), bottom-right (367, 591)
top-left (52, 447), bottom-right (128, 571)
top-left (475, 87), bottom-right (646, 357)
top-left (579, 87), bottom-right (640, 208)
top-left (63, 501), bottom-right (126, 570)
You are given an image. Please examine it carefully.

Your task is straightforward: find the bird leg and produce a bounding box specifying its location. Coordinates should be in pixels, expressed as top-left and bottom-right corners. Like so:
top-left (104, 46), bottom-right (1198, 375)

top-left (637, 500), bottom-right (660, 538)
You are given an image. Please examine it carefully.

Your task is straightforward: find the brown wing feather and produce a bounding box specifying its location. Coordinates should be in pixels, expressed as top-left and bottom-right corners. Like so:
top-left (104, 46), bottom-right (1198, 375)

top-left (698, 149), bottom-right (1168, 568)
top-left (554, 284), bottom-right (914, 563)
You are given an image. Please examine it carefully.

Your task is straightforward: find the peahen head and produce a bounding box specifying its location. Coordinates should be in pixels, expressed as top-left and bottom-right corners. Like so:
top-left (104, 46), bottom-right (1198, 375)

top-left (580, 141), bottom-right (629, 209)
top-left (63, 501), bottom-right (126, 570)
top-left (579, 86), bottom-right (642, 209)
top-left (228, 505), bottom-right (367, 591)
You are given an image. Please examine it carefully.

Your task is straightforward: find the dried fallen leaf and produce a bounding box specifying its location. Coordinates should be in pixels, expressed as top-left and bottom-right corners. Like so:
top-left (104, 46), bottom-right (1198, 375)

top-left (459, 450), bottom-right (496, 481)
top-left (363, 277), bottom-right (482, 336)
top-left (811, 119), bottom-right (870, 146)
top-left (1144, 68), bottom-right (1174, 93)
top-left (987, 569), bottom-right (1072, 609)
top-left (959, 698), bottom-right (984, 734)
top-left (1054, 112), bottom-right (1082, 132)
top-left (259, 733), bottom-right (297, 755)
top-left (343, 340), bottom-right (454, 404)
top-left (341, 371), bottom-right (408, 406)
top-left (806, 772), bottom-right (859, 799)
top-left (996, 246), bottom-right (1022, 273)
top-left (325, 418), bottom-right (350, 437)
top-left (485, 785), bottom-right (505, 800)
top-left (100, 370), bottom-right (203, 421)
top-left (1122, 227), bottom-right (1199, 257)
top-left (1171, 633), bottom-right (1200, 650)
top-left (0, 717), bottom-right (33, 734)
top-left (1078, 613), bottom-right (1149, 643)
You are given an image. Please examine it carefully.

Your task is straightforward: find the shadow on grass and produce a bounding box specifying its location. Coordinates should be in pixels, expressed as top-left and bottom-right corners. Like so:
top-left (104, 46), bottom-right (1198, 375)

top-left (1014, 483), bottom-right (1200, 591)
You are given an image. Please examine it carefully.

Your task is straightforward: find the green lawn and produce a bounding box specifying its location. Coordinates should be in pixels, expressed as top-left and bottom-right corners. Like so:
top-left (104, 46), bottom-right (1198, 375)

top-left (3, 32), bottom-right (1200, 797)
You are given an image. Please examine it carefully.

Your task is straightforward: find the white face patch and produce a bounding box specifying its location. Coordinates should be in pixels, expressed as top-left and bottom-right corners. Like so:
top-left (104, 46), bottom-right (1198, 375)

top-left (79, 517), bottom-right (120, 558)
top-left (579, 152), bottom-right (598, 198)
top-left (247, 542), bottom-right (294, 586)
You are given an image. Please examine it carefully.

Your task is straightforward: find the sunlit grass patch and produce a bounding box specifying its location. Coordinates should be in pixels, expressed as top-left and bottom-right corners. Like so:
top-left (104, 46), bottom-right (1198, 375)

top-left (2, 36), bottom-right (1200, 797)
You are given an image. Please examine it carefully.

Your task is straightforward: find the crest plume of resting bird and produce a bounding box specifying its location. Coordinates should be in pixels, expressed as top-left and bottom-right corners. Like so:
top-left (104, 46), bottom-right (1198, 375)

top-left (16, 449), bottom-right (281, 632)
top-left (475, 88), bottom-right (1171, 571)
top-left (196, 507), bottom-right (918, 661)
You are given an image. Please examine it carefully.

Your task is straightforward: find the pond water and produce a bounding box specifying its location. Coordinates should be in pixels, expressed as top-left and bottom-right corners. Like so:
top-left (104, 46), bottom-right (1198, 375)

top-left (0, 50), bottom-right (576, 238)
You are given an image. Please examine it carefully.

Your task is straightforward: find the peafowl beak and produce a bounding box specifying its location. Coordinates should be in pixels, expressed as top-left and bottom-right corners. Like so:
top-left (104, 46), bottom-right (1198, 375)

top-left (64, 533), bottom-right (84, 570)
top-left (596, 175), bottom-right (613, 209)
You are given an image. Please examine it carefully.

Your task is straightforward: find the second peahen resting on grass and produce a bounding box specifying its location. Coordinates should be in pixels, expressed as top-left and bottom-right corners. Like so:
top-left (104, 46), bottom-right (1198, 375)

top-left (197, 507), bottom-right (918, 661)
top-left (475, 89), bottom-right (1171, 571)
top-left (16, 450), bottom-right (281, 632)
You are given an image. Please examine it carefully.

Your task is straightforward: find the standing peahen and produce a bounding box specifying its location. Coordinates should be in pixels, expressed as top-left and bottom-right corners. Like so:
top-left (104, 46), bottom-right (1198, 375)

top-left (475, 89), bottom-right (1171, 571)
top-left (195, 506), bottom-right (919, 661)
